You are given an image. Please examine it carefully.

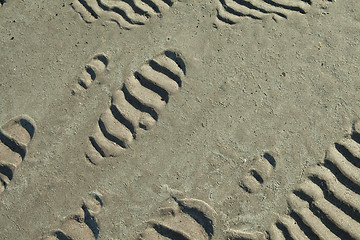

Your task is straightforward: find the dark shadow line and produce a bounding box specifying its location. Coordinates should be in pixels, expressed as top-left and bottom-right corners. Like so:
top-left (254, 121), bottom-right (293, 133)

top-left (262, 0), bottom-right (306, 14)
top-left (54, 231), bottom-right (72, 240)
top-left (161, 0), bottom-right (174, 7)
top-left (152, 223), bottom-right (190, 240)
top-left (85, 66), bottom-right (96, 81)
top-left (293, 190), bottom-right (355, 240)
top-left (96, 0), bottom-right (144, 25)
top-left (0, 131), bottom-right (26, 159)
top-left (149, 60), bottom-right (182, 87)
top-left (94, 194), bottom-right (103, 207)
top-left (0, 165), bottom-right (13, 181)
top-left (121, 85), bottom-right (158, 121)
top-left (219, 0), bottom-right (261, 21)
top-left (141, 0), bottom-right (161, 13)
top-left (19, 118), bottom-right (35, 139)
top-left (263, 152), bottom-right (276, 167)
top-left (94, 54), bottom-right (109, 67)
top-left (77, 0), bottom-right (99, 19)
top-left (0, 178), bottom-right (7, 189)
top-left (275, 222), bottom-right (294, 240)
top-left (351, 131), bottom-right (360, 145)
top-left (250, 169), bottom-right (264, 184)
top-left (82, 203), bottom-right (100, 239)
top-left (301, 0), bottom-right (312, 5)
top-left (323, 159), bottom-right (360, 194)
top-left (334, 143), bottom-right (360, 168)
top-left (118, 0), bottom-right (150, 17)
top-left (250, 170), bottom-right (264, 184)
top-left (98, 118), bottom-right (127, 148)
top-left (232, 0), bottom-right (287, 18)
top-left (164, 50), bottom-right (186, 75)
top-left (78, 78), bottom-right (88, 89)
top-left (110, 104), bottom-right (136, 139)
top-left (173, 197), bottom-right (215, 237)
top-left (134, 71), bottom-right (169, 103)
top-left (216, 8), bottom-right (237, 25)
top-left (289, 211), bottom-right (319, 240)
top-left (89, 137), bottom-right (106, 158)
top-left (309, 176), bottom-right (360, 223)
top-left (239, 181), bottom-right (252, 193)
top-left (111, 6), bottom-right (145, 24)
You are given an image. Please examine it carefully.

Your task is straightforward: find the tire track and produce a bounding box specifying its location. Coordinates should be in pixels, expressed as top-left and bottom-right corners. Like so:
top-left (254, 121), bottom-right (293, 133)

top-left (227, 121), bottom-right (360, 240)
top-left (0, 115), bottom-right (35, 197)
top-left (239, 152), bottom-right (276, 194)
top-left (72, 54), bottom-right (109, 94)
top-left (71, 0), bottom-right (175, 30)
top-left (85, 50), bottom-right (186, 164)
top-left (215, 0), bottom-right (312, 25)
top-left (139, 197), bottom-right (216, 240)
top-left (42, 193), bottom-right (103, 240)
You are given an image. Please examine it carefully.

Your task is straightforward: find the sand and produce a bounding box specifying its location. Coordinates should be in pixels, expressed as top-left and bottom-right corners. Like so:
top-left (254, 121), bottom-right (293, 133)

top-left (0, 0), bottom-right (359, 239)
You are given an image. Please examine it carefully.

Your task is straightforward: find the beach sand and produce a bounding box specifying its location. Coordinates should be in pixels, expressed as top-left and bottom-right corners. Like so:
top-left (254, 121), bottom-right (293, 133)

top-left (0, 0), bottom-right (359, 239)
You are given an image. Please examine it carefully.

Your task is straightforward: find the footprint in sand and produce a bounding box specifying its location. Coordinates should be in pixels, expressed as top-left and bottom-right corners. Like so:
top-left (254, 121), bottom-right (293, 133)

top-left (42, 192), bottom-right (103, 240)
top-left (71, 0), bottom-right (176, 30)
top-left (85, 50), bottom-right (186, 165)
top-left (72, 53), bottom-right (109, 95)
top-left (214, 0), bottom-right (335, 25)
top-left (139, 197), bottom-right (216, 240)
top-left (239, 151), bottom-right (277, 194)
top-left (227, 120), bottom-right (360, 240)
top-left (0, 115), bottom-right (35, 197)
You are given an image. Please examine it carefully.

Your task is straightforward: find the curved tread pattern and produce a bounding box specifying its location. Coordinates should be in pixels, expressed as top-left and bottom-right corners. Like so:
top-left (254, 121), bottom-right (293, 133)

top-left (0, 115), bottom-right (35, 196)
top-left (85, 50), bottom-right (186, 164)
top-left (226, 229), bottom-right (267, 240)
top-left (239, 152), bottom-right (276, 193)
top-left (72, 54), bottom-right (109, 94)
top-left (215, 0), bottom-right (312, 25)
top-left (43, 193), bottom-right (103, 240)
top-left (228, 121), bottom-right (360, 239)
top-left (138, 197), bottom-right (216, 240)
top-left (71, 0), bottom-right (175, 30)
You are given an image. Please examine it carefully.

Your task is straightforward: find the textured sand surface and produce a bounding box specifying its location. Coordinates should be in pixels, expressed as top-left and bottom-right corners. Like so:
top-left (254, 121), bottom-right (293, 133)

top-left (0, 0), bottom-right (360, 239)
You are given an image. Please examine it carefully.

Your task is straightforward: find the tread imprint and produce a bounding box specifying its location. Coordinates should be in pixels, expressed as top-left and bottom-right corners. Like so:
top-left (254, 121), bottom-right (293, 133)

top-left (73, 54), bottom-right (109, 94)
top-left (86, 50), bottom-right (185, 164)
top-left (71, 0), bottom-right (174, 29)
top-left (240, 152), bottom-right (276, 193)
top-left (0, 116), bottom-right (35, 196)
top-left (215, 0), bottom-right (311, 25)
top-left (270, 124), bottom-right (360, 239)
top-left (43, 193), bottom-right (103, 240)
top-left (139, 197), bottom-right (216, 240)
